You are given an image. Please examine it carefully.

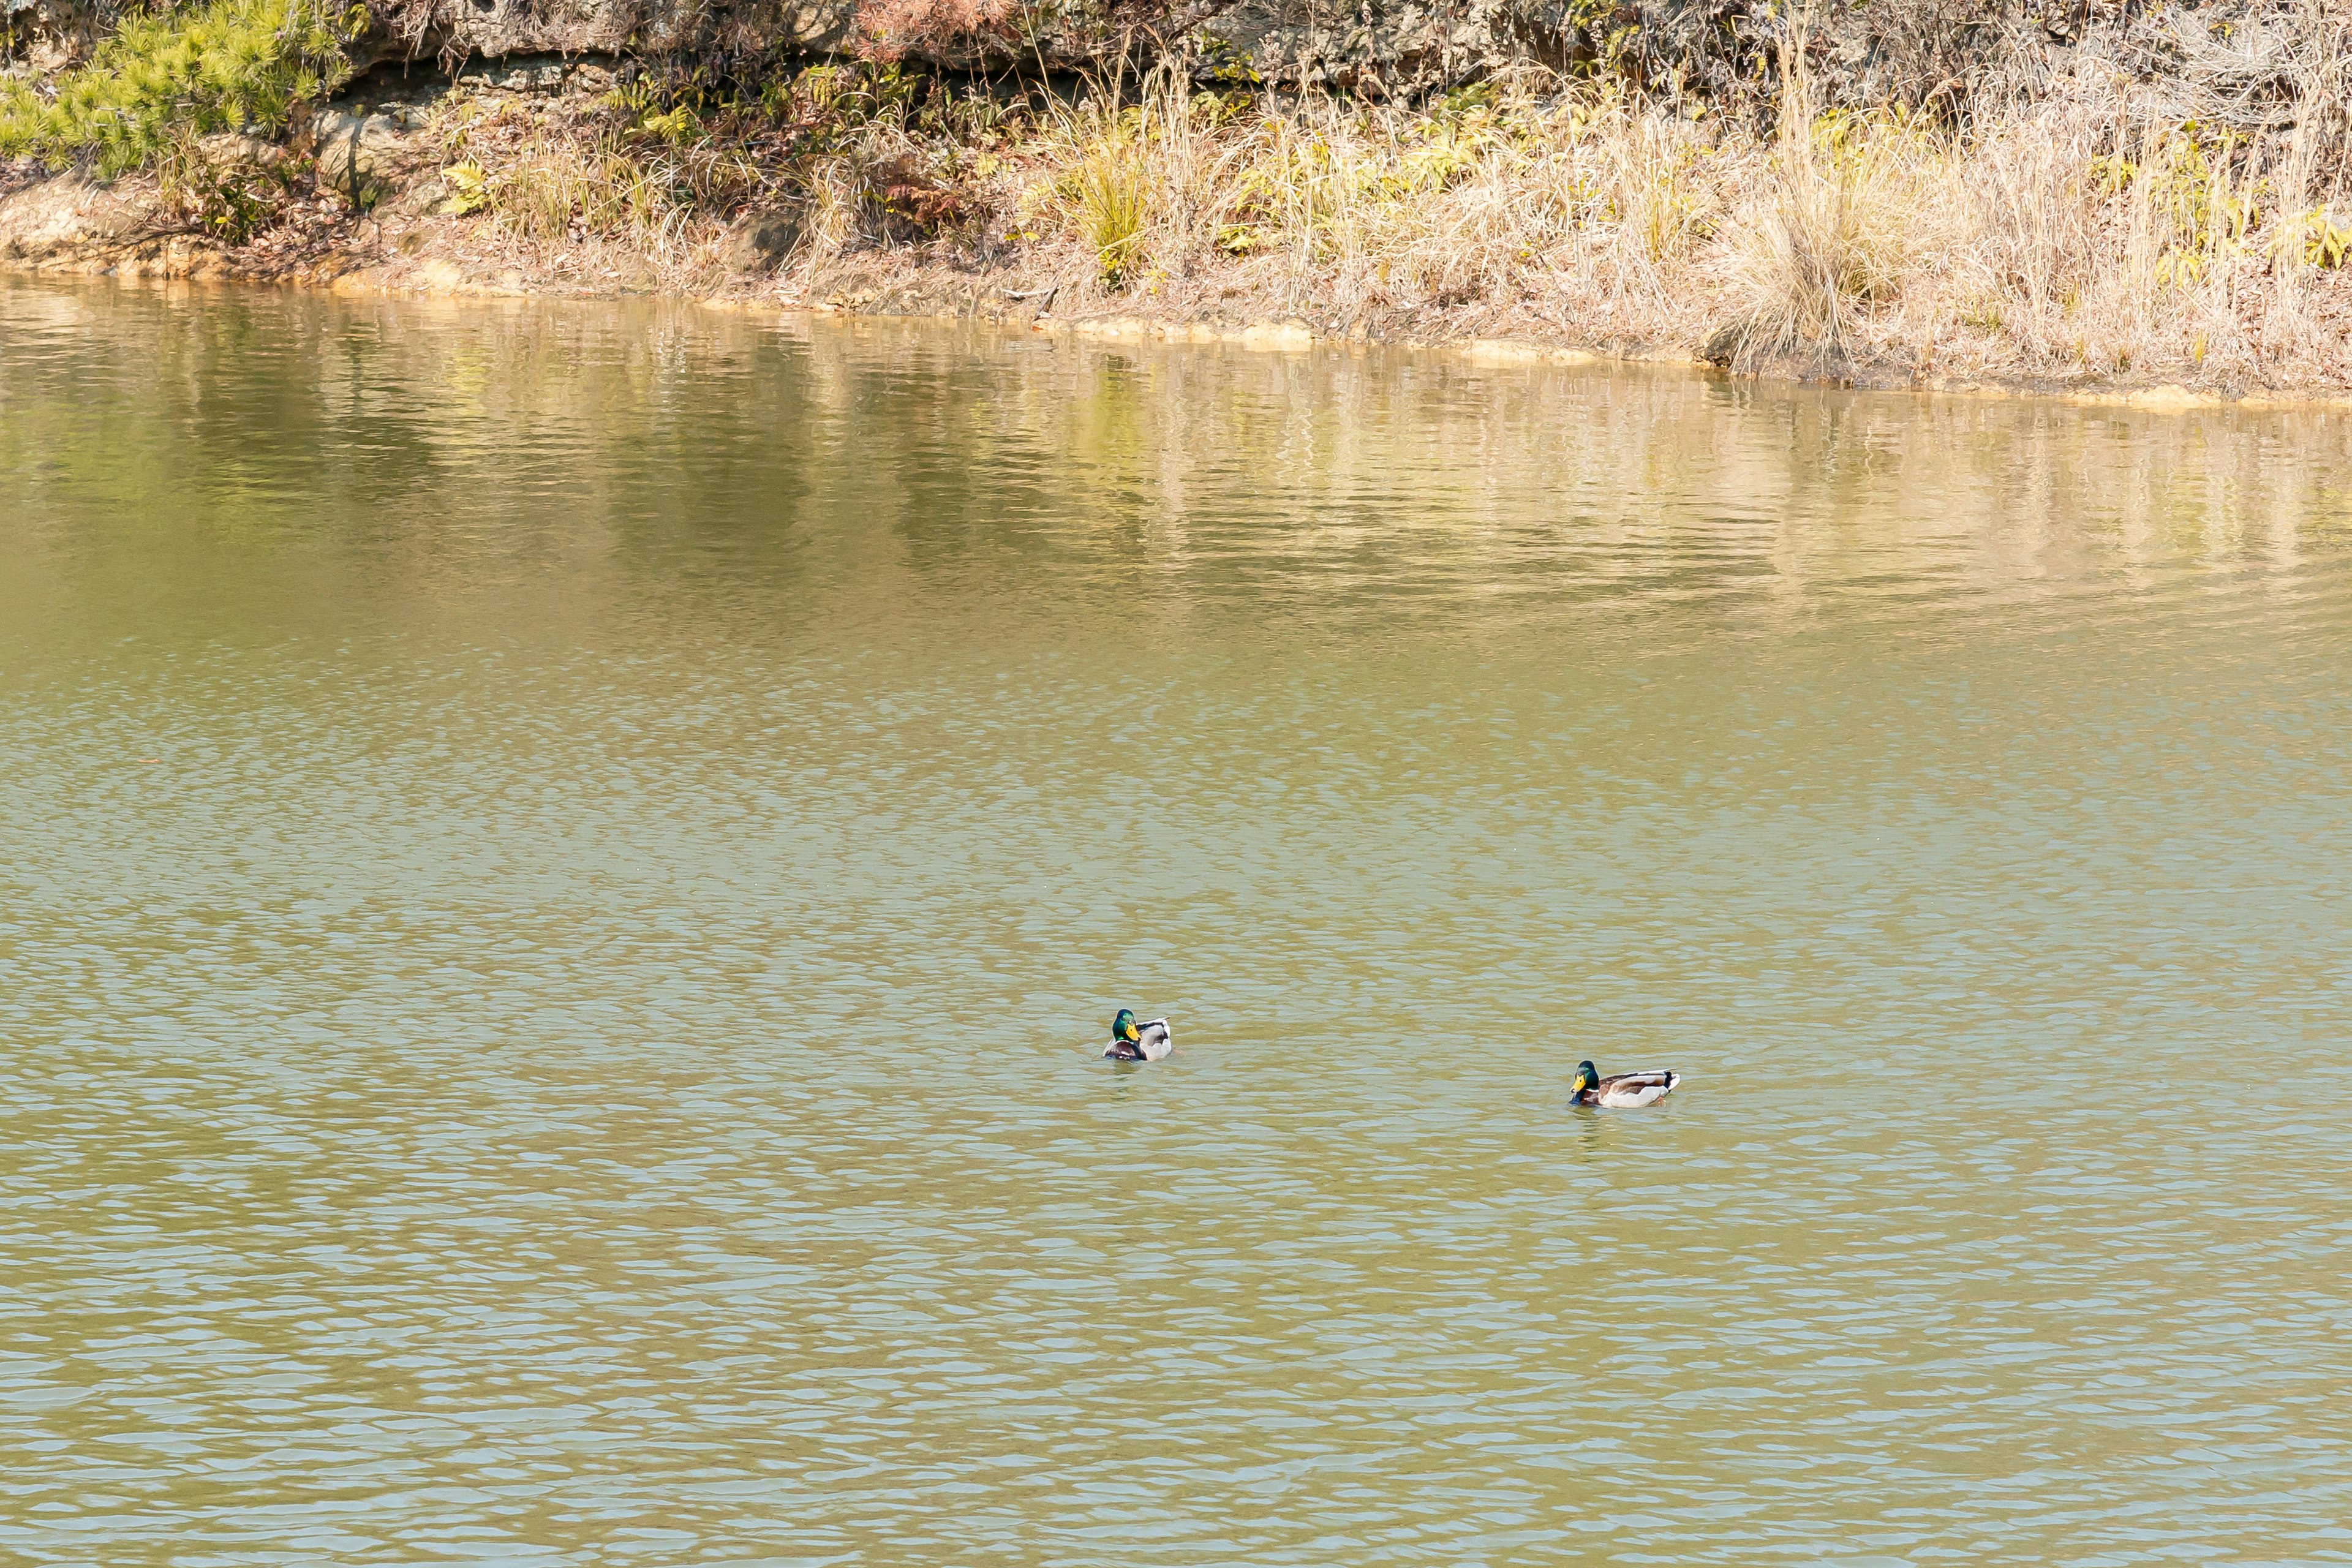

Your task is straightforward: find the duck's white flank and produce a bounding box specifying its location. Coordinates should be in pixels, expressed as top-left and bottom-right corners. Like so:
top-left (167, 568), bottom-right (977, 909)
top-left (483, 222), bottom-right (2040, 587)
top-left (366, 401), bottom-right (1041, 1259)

top-left (1102, 1019), bottom-right (1174, 1061)
top-left (1581, 1067), bottom-right (1681, 1108)
top-left (1597, 1073), bottom-right (1678, 1108)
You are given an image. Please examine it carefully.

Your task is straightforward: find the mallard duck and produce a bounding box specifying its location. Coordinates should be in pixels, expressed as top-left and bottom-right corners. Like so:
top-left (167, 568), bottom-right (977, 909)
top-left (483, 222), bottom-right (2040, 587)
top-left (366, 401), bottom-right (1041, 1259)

top-left (1102, 1009), bottom-right (1173, 1062)
top-left (1569, 1060), bottom-right (1681, 1108)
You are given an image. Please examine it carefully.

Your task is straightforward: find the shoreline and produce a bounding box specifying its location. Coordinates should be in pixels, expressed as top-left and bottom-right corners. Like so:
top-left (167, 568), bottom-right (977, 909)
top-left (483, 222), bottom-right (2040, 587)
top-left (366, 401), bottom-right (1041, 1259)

top-left (13, 233), bottom-right (2352, 417)
top-left (12, 4), bottom-right (2352, 415)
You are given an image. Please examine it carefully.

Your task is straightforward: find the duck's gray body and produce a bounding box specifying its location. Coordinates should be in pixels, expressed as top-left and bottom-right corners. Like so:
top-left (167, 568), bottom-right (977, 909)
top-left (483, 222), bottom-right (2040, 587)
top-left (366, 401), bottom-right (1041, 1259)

top-left (1102, 1018), bottom-right (1173, 1061)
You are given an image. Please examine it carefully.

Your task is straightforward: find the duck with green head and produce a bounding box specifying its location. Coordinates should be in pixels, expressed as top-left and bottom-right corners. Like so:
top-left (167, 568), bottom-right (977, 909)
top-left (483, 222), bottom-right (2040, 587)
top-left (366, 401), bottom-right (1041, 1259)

top-left (1102, 1009), bottom-right (1174, 1062)
top-left (1569, 1060), bottom-right (1681, 1108)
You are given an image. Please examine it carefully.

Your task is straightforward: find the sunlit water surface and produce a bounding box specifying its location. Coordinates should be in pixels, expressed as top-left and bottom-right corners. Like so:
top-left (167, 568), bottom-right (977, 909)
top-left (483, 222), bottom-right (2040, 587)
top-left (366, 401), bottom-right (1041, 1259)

top-left (3, 278), bottom-right (2351, 1567)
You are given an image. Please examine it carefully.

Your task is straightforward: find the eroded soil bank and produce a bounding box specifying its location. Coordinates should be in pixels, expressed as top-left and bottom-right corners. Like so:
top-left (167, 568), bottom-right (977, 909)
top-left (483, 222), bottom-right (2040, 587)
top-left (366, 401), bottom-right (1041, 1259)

top-left (10, 2), bottom-right (2352, 400)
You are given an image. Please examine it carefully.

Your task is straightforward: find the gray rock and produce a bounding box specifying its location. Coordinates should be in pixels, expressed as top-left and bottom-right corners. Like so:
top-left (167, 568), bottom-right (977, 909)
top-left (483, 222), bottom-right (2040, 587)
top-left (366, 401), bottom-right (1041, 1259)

top-left (396, 1), bottom-right (856, 64)
top-left (3, 0), bottom-right (2165, 131)
top-left (194, 132), bottom-right (285, 173)
top-left (721, 208), bottom-right (805, 275)
top-left (313, 110), bottom-right (409, 193)
top-left (368, 0), bottom-right (1597, 96)
top-left (6, 0), bottom-right (107, 74)
top-left (489, 61), bottom-right (567, 91)
top-left (390, 178), bottom-right (450, 218)
top-left (339, 0), bottom-right (1615, 99)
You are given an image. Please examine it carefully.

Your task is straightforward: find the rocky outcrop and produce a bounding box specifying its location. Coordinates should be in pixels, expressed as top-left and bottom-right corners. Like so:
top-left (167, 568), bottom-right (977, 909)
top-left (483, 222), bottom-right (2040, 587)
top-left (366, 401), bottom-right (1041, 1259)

top-left (3, 0), bottom-right (123, 74)
top-left (355, 0), bottom-right (856, 66)
top-left (347, 0), bottom-right (2085, 107)
top-left (0, 167), bottom-right (157, 263)
top-left (363, 0), bottom-right (1626, 95)
top-left (720, 207), bottom-right (805, 274)
top-left (311, 107), bottom-right (414, 193)
top-left (5, 0), bottom-right (2180, 110)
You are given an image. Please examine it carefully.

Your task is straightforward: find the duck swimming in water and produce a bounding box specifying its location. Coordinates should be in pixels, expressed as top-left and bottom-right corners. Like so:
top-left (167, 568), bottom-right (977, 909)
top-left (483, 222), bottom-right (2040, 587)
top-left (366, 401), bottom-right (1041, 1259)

top-left (1569, 1060), bottom-right (1681, 1108)
top-left (1102, 1009), bottom-right (1174, 1062)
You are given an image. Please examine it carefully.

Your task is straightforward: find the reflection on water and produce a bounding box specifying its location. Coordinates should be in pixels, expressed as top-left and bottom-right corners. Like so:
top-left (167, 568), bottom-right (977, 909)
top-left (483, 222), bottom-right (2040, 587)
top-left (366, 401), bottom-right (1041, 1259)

top-left (3, 278), bottom-right (2350, 1566)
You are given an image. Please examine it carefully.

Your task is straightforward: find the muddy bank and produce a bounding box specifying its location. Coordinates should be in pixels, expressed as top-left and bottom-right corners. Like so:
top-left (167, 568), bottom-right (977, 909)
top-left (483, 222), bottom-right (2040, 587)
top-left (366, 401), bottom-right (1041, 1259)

top-left (10, 2), bottom-right (2352, 401)
top-left (10, 129), bottom-right (2348, 406)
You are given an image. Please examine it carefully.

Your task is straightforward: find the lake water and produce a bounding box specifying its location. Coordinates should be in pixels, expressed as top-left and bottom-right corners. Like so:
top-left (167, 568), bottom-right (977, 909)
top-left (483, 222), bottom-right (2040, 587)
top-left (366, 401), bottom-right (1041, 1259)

top-left (3, 277), bottom-right (2350, 1567)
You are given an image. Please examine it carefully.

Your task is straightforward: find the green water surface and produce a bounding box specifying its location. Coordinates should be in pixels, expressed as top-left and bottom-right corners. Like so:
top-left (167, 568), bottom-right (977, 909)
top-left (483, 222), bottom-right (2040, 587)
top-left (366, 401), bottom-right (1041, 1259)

top-left (2, 278), bottom-right (2350, 1566)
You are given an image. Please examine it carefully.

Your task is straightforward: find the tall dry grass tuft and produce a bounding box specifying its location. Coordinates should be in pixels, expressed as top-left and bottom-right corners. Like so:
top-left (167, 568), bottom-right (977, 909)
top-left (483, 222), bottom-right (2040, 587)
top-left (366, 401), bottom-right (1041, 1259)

top-left (985, 74), bottom-right (1740, 329)
top-left (1713, 19), bottom-right (1940, 369)
top-left (1610, 109), bottom-right (1713, 269)
top-left (1068, 110), bottom-right (1150, 285)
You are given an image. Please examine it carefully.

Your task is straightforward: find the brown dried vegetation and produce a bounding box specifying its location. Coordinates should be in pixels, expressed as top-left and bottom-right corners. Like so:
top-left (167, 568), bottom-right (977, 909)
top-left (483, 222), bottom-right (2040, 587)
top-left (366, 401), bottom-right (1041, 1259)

top-left (14, 0), bottom-right (2352, 391)
top-left (852, 0), bottom-right (1019, 62)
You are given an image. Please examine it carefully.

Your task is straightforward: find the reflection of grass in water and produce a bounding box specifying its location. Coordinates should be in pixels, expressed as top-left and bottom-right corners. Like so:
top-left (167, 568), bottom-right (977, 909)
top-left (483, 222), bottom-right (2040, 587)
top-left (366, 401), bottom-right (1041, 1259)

top-left (0, 0), bottom-right (353, 176)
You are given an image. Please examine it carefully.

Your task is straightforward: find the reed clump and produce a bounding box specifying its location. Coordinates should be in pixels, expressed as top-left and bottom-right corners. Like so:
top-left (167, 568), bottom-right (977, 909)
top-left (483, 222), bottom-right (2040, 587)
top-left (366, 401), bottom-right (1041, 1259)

top-left (442, 104), bottom-right (680, 250)
top-left (1066, 111), bottom-right (1150, 286)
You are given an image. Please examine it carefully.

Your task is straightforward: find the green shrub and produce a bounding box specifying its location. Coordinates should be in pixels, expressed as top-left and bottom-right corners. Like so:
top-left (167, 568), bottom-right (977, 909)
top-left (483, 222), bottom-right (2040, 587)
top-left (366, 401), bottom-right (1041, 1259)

top-left (0, 0), bottom-right (358, 176)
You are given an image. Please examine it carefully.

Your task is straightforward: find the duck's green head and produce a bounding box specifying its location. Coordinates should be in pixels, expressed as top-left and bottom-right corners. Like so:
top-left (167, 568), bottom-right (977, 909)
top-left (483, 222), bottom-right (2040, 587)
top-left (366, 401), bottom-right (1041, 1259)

top-left (1112, 1008), bottom-right (1140, 1044)
top-left (1571, 1061), bottom-right (1599, 1095)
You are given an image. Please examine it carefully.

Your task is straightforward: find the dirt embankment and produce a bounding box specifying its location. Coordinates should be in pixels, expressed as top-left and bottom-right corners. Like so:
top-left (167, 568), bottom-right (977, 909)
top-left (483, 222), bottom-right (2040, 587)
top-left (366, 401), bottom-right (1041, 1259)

top-left (8, 2), bottom-right (2352, 401)
top-left (0, 58), bottom-right (1716, 374)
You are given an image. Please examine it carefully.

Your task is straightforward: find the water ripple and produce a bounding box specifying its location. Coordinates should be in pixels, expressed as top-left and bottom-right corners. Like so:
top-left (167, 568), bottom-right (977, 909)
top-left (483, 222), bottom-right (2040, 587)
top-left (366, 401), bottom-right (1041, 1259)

top-left (3, 278), bottom-right (2351, 1566)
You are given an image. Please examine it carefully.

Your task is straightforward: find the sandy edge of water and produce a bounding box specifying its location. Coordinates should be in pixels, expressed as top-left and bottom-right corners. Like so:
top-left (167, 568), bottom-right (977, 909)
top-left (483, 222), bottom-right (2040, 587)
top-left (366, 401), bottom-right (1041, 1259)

top-left (13, 222), bottom-right (2352, 415)
top-left (315, 266), bottom-right (2352, 413)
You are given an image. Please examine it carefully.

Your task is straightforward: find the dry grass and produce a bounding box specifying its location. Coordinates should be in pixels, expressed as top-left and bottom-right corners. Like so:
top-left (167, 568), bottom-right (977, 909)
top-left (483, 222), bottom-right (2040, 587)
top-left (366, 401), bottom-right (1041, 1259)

top-left (427, 88), bottom-right (775, 284)
top-left (912, 40), bottom-right (2350, 386)
top-left (1068, 115), bottom-right (1150, 286)
top-left (1709, 27), bottom-right (1938, 368)
top-left (402, 2), bottom-right (2352, 389)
